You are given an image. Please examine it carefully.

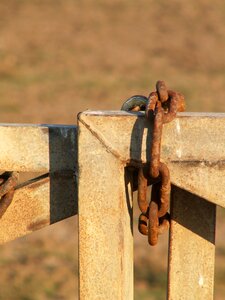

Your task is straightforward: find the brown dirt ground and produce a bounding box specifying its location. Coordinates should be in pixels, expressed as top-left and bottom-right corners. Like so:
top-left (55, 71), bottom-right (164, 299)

top-left (0, 1), bottom-right (225, 299)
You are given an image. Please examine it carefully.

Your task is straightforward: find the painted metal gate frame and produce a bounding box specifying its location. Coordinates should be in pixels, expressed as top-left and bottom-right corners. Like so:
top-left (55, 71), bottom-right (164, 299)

top-left (0, 111), bottom-right (224, 299)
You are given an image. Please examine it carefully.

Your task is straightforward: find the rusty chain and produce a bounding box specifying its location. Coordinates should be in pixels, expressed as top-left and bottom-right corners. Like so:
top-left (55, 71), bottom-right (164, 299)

top-left (121, 80), bottom-right (185, 246)
top-left (0, 171), bottom-right (19, 218)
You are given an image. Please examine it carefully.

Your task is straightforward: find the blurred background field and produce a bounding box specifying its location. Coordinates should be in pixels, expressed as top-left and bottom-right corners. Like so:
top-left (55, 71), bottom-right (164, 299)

top-left (0, 0), bottom-right (225, 299)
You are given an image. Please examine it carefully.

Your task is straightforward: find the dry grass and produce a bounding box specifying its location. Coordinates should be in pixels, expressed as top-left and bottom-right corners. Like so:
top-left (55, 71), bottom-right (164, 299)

top-left (0, 0), bottom-right (225, 299)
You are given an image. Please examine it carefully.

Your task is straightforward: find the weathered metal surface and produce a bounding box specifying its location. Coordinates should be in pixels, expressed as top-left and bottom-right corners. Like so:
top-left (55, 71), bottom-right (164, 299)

top-left (78, 116), bottom-right (133, 299)
top-left (168, 186), bottom-right (216, 299)
top-left (163, 113), bottom-right (225, 208)
top-left (0, 124), bottom-right (76, 172)
top-left (0, 174), bottom-right (77, 244)
top-left (78, 111), bottom-right (225, 298)
top-left (0, 124), bottom-right (77, 243)
top-left (121, 79), bottom-right (185, 245)
top-left (79, 111), bottom-right (225, 207)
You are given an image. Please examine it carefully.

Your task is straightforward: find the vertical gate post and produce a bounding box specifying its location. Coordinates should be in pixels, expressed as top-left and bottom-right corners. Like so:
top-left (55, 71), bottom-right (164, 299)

top-left (78, 114), bottom-right (133, 300)
top-left (77, 111), bottom-right (225, 299)
top-left (168, 186), bottom-right (216, 300)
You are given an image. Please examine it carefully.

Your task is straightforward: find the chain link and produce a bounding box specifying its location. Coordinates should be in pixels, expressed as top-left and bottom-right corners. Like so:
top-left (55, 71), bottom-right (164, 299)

top-left (122, 80), bottom-right (185, 246)
top-left (0, 171), bottom-right (19, 218)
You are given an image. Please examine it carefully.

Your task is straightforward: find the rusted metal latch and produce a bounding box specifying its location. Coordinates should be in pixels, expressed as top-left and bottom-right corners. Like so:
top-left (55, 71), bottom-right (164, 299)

top-left (121, 80), bottom-right (185, 245)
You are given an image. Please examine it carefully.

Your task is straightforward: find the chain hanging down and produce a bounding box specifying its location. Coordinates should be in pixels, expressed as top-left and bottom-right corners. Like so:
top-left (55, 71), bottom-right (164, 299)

top-left (121, 80), bottom-right (185, 246)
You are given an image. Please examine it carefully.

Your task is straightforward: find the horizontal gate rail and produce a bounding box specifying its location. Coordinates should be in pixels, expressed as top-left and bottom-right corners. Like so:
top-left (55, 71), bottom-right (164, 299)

top-left (0, 124), bottom-right (77, 243)
top-left (0, 124), bottom-right (77, 172)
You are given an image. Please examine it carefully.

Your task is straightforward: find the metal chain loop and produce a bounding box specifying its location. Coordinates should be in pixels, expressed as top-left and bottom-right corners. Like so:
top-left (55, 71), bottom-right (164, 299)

top-left (121, 80), bottom-right (185, 246)
top-left (146, 81), bottom-right (185, 245)
top-left (121, 95), bottom-right (148, 112)
top-left (0, 171), bottom-right (19, 218)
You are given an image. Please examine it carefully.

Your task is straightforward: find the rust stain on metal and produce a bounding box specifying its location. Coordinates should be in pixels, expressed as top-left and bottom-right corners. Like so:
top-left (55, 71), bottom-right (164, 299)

top-left (171, 159), bottom-right (225, 169)
top-left (27, 217), bottom-right (49, 231)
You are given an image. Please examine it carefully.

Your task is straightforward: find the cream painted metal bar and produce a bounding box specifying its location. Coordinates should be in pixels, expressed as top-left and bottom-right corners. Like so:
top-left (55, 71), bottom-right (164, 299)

top-left (0, 124), bottom-right (77, 243)
top-left (78, 111), bottom-right (225, 299)
top-left (168, 186), bottom-right (216, 300)
top-left (0, 174), bottom-right (77, 244)
top-left (78, 111), bottom-right (225, 208)
top-left (0, 124), bottom-right (77, 172)
top-left (78, 115), bottom-right (133, 300)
